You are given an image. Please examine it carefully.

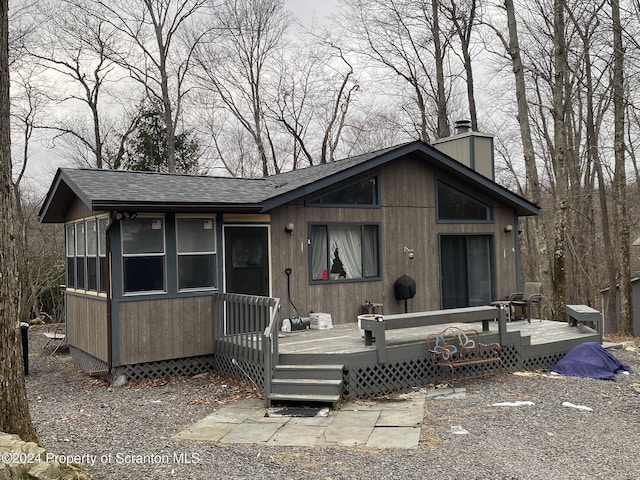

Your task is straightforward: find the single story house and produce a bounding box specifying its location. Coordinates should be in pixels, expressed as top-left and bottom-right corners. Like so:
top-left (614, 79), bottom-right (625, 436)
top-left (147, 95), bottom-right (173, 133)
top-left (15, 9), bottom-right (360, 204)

top-left (39, 131), bottom-right (540, 382)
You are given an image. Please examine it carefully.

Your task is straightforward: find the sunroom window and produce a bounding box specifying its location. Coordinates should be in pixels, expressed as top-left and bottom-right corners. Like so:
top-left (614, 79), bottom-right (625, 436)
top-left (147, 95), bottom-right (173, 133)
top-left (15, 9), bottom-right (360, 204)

top-left (310, 223), bottom-right (380, 282)
top-left (98, 217), bottom-right (107, 293)
top-left (65, 224), bottom-right (75, 288)
top-left (437, 180), bottom-right (493, 222)
top-left (75, 222), bottom-right (86, 289)
top-left (65, 218), bottom-right (107, 293)
top-left (121, 217), bottom-right (165, 293)
top-left (176, 217), bottom-right (217, 290)
top-left (86, 219), bottom-right (98, 291)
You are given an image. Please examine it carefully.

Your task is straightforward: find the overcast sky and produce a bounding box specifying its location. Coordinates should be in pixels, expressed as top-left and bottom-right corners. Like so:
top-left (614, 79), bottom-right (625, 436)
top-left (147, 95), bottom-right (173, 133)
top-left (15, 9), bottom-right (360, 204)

top-left (284, 0), bottom-right (339, 24)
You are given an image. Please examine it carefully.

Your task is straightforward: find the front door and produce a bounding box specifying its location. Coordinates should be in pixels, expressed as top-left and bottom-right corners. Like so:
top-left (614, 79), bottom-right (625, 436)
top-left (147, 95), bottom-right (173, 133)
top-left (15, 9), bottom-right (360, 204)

top-left (440, 235), bottom-right (494, 309)
top-left (224, 226), bottom-right (269, 296)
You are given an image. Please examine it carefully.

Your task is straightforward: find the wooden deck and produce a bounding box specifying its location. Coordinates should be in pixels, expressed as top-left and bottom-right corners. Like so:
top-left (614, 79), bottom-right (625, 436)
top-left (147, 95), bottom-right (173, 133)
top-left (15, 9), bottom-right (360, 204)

top-left (272, 318), bottom-right (600, 400)
top-left (278, 319), bottom-right (598, 355)
top-left (209, 296), bottom-right (602, 403)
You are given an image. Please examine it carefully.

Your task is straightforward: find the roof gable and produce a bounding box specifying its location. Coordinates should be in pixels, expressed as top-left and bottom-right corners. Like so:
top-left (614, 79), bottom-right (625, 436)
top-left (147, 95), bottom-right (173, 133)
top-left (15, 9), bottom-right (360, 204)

top-left (39, 140), bottom-right (539, 223)
top-left (259, 141), bottom-right (539, 216)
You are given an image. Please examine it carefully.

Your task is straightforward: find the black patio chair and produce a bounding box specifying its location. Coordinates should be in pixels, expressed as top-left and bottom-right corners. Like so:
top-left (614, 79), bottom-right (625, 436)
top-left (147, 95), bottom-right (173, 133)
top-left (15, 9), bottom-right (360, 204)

top-left (508, 282), bottom-right (543, 323)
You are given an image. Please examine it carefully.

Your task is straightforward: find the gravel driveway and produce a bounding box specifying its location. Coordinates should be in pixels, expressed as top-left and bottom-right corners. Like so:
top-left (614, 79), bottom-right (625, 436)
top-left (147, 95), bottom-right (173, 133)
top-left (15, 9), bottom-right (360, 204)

top-left (25, 325), bottom-right (640, 480)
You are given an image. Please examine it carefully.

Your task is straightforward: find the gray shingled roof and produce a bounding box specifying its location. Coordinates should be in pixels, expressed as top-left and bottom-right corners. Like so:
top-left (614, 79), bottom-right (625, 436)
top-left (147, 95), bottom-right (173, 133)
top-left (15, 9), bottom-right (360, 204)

top-left (263, 144), bottom-right (401, 193)
top-left (39, 140), bottom-right (539, 223)
top-left (64, 168), bottom-right (269, 205)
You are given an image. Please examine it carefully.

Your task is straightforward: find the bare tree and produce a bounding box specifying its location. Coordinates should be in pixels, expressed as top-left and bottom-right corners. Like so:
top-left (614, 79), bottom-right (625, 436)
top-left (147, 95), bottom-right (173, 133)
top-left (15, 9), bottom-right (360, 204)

top-left (484, 0), bottom-right (622, 320)
top-left (486, 0), bottom-right (548, 284)
top-left (441, 0), bottom-right (479, 131)
top-left (24, 1), bottom-right (127, 169)
top-left (9, 65), bottom-right (63, 325)
top-left (317, 43), bottom-right (359, 164)
top-left (549, 0), bottom-right (570, 319)
top-left (263, 32), bottom-right (361, 168)
top-left (10, 67), bottom-right (46, 187)
top-left (267, 45), bottom-right (316, 169)
top-left (339, 0), bottom-right (454, 143)
top-left (195, 0), bottom-right (290, 176)
top-left (210, 122), bottom-right (265, 177)
top-left (340, 101), bottom-right (412, 156)
top-left (612, 0), bottom-right (633, 334)
top-left (566, 1), bottom-right (618, 332)
top-left (87, 0), bottom-right (208, 173)
top-left (431, 0), bottom-right (450, 138)
top-left (0, 0), bottom-right (39, 443)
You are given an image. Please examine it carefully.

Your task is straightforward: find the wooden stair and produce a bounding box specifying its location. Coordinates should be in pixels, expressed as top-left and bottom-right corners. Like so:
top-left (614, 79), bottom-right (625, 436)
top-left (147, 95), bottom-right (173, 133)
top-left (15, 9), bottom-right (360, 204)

top-left (267, 364), bottom-right (344, 405)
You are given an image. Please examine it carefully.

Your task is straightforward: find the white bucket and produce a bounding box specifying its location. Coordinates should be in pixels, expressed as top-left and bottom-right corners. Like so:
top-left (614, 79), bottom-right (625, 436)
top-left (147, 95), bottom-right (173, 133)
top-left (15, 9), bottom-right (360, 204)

top-left (357, 314), bottom-right (381, 338)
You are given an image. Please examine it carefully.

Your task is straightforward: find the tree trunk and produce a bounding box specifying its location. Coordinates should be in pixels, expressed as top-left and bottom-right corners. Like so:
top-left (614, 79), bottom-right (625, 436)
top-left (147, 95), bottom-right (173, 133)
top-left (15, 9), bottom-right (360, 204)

top-left (0, 0), bottom-right (39, 443)
top-left (461, 36), bottom-right (478, 132)
top-left (153, 24), bottom-right (176, 174)
top-left (415, 83), bottom-right (430, 143)
top-left (91, 102), bottom-right (104, 169)
top-left (504, 0), bottom-right (547, 285)
top-left (612, 0), bottom-right (633, 335)
top-left (321, 58), bottom-right (355, 164)
top-left (595, 155), bottom-right (618, 333)
top-left (577, 9), bottom-right (617, 333)
top-left (447, 0), bottom-right (478, 131)
top-left (551, 0), bottom-right (568, 320)
top-left (431, 0), bottom-right (449, 139)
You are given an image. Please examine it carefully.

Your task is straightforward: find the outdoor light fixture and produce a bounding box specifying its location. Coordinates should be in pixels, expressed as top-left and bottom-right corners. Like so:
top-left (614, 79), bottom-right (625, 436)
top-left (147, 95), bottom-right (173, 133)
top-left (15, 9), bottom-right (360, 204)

top-left (285, 222), bottom-right (295, 233)
top-left (504, 224), bottom-right (513, 234)
top-left (403, 246), bottom-right (414, 259)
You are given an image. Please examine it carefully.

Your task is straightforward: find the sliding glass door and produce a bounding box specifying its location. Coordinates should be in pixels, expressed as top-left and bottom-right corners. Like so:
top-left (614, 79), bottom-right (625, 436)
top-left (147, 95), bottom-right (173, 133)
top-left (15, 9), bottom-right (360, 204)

top-left (440, 235), bottom-right (494, 309)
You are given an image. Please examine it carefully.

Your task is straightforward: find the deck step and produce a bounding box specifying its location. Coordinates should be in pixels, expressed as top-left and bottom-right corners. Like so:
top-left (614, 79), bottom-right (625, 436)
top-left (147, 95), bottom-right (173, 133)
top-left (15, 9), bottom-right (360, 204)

top-left (274, 364), bottom-right (344, 380)
top-left (270, 378), bottom-right (342, 397)
top-left (271, 378), bottom-right (343, 386)
top-left (268, 363), bottom-right (344, 405)
top-left (267, 393), bottom-right (341, 404)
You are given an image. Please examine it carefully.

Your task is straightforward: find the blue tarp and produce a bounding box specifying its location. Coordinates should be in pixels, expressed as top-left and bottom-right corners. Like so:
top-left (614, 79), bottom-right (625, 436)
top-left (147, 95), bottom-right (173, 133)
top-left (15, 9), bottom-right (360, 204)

top-left (550, 342), bottom-right (633, 380)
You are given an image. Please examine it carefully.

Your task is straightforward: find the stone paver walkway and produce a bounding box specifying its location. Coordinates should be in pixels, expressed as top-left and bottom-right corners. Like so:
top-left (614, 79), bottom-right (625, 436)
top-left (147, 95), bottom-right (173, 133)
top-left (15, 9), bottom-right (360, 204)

top-left (173, 389), bottom-right (443, 449)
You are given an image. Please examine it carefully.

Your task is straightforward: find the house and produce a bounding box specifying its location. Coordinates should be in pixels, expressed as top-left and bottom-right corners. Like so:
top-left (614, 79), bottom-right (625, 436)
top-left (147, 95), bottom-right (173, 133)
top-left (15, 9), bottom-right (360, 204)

top-left (39, 133), bottom-right (541, 385)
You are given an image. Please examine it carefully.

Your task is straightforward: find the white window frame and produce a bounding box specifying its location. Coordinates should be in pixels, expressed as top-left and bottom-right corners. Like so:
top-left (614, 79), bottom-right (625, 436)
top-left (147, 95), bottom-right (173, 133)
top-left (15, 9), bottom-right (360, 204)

top-left (86, 219), bottom-right (98, 291)
top-left (121, 215), bottom-right (166, 295)
top-left (65, 223), bottom-right (76, 289)
top-left (75, 221), bottom-right (86, 291)
top-left (175, 215), bottom-right (217, 292)
top-left (64, 216), bottom-right (109, 295)
top-left (98, 216), bottom-right (108, 295)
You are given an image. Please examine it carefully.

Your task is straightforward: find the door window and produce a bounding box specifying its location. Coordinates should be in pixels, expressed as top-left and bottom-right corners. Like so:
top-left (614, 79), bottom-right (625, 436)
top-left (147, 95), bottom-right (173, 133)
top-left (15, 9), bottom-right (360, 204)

top-left (224, 227), bottom-right (269, 296)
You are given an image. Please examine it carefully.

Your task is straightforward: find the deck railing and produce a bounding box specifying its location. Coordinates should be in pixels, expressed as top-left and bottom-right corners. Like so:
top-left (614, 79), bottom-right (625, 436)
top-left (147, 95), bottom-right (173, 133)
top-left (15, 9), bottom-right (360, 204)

top-left (212, 292), bottom-right (280, 391)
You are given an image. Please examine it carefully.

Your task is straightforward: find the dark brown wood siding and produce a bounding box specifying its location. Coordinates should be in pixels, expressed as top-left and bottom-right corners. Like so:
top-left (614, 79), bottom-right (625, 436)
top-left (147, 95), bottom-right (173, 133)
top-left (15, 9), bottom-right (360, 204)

top-left (117, 296), bottom-right (214, 365)
top-left (269, 154), bottom-right (520, 325)
top-left (66, 293), bottom-right (109, 361)
top-left (64, 198), bottom-right (94, 221)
